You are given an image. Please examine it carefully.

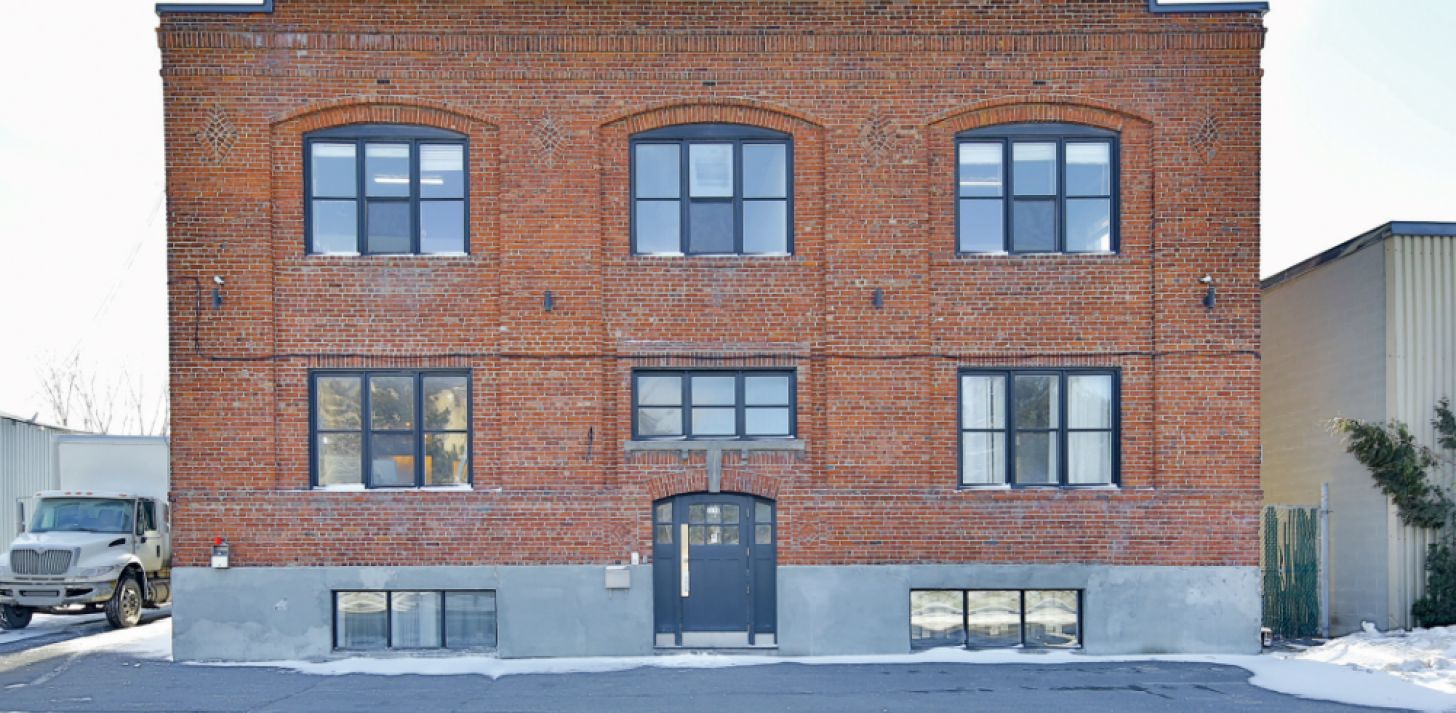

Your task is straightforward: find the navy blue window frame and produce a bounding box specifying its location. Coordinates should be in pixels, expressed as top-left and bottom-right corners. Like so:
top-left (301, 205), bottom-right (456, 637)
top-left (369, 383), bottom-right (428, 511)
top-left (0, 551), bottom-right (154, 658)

top-left (631, 369), bottom-right (797, 441)
top-left (303, 124), bottom-right (469, 255)
top-left (629, 123), bottom-right (794, 256)
top-left (957, 368), bottom-right (1121, 487)
top-left (956, 123), bottom-right (1120, 255)
top-left (308, 369), bottom-right (472, 489)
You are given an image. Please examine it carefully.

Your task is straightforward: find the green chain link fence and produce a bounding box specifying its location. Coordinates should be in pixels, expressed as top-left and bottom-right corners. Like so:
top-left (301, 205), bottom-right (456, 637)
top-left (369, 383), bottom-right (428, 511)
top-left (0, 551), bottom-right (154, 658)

top-left (1261, 505), bottom-right (1321, 639)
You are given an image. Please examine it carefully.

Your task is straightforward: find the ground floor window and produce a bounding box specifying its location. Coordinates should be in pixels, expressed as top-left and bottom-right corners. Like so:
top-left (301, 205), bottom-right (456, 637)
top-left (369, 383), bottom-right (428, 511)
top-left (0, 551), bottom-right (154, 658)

top-left (909, 589), bottom-right (1080, 649)
top-left (334, 590), bottom-right (496, 650)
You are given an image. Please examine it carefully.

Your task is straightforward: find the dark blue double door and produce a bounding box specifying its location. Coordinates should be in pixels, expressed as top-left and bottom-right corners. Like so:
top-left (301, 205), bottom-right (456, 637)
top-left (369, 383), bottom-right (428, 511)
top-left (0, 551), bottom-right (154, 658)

top-left (652, 493), bottom-right (776, 647)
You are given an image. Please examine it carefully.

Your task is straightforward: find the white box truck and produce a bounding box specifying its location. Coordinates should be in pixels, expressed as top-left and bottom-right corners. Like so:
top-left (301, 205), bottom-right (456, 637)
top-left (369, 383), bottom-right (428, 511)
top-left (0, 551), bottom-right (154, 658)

top-left (0, 435), bottom-right (170, 630)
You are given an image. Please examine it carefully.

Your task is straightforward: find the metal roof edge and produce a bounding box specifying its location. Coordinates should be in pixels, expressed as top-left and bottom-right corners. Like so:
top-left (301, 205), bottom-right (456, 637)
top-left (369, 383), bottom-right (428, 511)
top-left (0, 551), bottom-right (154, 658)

top-left (1147, 0), bottom-right (1269, 14)
top-left (156, 0), bottom-right (272, 15)
top-left (156, 1), bottom-right (1264, 18)
top-left (1261, 221), bottom-right (1456, 290)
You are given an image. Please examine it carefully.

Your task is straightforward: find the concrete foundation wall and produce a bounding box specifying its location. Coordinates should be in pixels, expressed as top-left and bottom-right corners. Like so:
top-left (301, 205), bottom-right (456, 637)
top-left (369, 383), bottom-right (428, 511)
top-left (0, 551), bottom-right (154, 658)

top-left (175, 563), bottom-right (1258, 661)
top-left (777, 565), bottom-right (1259, 656)
top-left (173, 565), bottom-right (654, 661)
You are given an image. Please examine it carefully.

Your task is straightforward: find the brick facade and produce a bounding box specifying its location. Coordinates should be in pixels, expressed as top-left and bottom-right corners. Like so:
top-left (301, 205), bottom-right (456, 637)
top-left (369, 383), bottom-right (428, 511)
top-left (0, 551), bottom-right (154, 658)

top-left (161, 1), bottom-right (1263, 574)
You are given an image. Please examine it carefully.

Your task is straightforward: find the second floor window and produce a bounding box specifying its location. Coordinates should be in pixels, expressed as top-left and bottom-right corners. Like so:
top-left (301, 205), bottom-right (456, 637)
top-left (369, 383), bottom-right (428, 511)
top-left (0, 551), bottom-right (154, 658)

top-left (306, 125), bottom-right (468, 255)
top-left (631, 124), bottom-right (792, 256)
top-left (957, 123), bottom-right (1118, 255)
top-left (633, 370), bottom-right (796, 440)
top-left (312, 371), bottom-right (470, 488)
top-left (960, 369), bottom-right (1118, 487)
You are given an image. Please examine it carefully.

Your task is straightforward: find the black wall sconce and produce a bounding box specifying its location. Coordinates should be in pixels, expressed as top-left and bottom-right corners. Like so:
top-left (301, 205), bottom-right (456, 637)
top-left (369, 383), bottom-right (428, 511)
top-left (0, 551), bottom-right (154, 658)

top-left (1200, 275), bottom-right (1216, 310)
top-left (212, 275), bottom-right (224, 309)
top-left (544, 290), bottom-right (556, 312)
top-left (872, 288), bottom-right (884, 309)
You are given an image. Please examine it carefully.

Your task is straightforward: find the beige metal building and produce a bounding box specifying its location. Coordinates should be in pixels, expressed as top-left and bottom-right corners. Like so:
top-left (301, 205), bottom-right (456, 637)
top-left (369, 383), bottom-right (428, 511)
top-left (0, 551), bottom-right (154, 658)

top-left (1263, 221), bottom-right (1456, 634)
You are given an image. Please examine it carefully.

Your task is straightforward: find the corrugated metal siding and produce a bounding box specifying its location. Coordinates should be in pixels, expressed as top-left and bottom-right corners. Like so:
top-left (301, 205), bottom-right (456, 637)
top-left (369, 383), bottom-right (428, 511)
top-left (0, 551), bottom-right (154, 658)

top-left (0, 417), bottom-right (63, 549)
top-left (1386, 234), bottom-right (1456, 629)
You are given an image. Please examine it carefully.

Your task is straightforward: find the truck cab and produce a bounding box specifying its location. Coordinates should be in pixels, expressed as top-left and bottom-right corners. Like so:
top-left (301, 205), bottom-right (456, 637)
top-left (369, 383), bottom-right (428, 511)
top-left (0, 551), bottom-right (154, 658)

top-left (0, 435), bottom-right (170, 631)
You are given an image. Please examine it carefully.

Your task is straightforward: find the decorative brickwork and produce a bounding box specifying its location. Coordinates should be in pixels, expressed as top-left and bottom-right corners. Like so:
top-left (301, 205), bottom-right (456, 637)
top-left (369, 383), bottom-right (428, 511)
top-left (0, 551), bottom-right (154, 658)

top-left (160, 0), bottom-right (1263, 571)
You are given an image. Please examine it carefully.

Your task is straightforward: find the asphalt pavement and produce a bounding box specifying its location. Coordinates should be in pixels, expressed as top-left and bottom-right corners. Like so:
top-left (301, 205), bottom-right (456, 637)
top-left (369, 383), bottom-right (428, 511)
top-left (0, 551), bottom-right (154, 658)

top-left (0, 634), bottom-right (1393, 713)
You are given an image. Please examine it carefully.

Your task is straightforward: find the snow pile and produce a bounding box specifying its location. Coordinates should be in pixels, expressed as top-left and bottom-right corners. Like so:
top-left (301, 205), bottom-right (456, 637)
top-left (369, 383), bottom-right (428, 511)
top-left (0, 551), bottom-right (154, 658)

top-left (1292, 622), bottom-right (1456, 696)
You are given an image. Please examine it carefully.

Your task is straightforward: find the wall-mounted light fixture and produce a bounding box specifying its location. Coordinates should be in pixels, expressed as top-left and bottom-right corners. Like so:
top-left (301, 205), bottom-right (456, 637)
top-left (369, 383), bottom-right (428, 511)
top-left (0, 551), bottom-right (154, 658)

top-left (872, 288), bottom-right (885, 309)
top-left (544, 290), bottom-right (555, 312)
top-left (212, 275), bottom-right (225, 309)
top-left (1200, 275), bottom-right (1216, 310)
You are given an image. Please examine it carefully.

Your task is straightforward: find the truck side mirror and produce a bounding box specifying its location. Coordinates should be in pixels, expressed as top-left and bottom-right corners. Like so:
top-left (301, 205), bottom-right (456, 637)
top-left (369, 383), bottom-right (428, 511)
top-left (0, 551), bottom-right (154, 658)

top-left (14, 499), bottom-right (25, 535)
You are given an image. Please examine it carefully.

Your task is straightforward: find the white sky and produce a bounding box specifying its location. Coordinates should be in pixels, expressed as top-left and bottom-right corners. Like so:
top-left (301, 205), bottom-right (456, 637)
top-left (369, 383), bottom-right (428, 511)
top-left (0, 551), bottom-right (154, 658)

top-left (0, 0), bottom-right (1452, 425)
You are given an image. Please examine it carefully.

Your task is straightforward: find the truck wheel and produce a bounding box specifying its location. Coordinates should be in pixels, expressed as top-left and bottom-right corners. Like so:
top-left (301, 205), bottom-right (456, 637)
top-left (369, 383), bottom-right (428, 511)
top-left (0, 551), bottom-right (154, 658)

top-left (0, 604), bottom-right (32, 630)
top-left (105, 576), bottom-right (143, 629)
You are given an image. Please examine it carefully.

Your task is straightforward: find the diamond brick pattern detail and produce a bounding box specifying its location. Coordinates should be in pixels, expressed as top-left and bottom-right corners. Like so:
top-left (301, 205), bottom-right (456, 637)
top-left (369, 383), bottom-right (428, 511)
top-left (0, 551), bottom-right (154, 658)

top-left (197, 104), bottom-right (239, 164)
top-left (530, 112), bottom-right (569, 167)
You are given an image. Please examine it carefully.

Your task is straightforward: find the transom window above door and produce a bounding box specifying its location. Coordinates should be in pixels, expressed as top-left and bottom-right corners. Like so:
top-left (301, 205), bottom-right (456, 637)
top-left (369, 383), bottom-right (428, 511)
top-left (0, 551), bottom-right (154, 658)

top-left (956, 123), bottom-right (1119, 255)
top-left (631, 124), bottom-right (792, 256)
top-left (305, 124), bottom-right (468, 255)
top-left (633, 370), bottom-right (796, 440)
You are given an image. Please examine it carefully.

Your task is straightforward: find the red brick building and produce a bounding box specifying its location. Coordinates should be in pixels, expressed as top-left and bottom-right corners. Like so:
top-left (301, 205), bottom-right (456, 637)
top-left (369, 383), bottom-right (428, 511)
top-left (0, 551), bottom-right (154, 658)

top-left (160, 0), bottom-right (1265, 660)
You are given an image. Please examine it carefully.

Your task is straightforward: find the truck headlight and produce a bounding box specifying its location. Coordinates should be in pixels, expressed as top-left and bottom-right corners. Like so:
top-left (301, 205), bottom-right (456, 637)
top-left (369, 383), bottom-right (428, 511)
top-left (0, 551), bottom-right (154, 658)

top-left (76, 564), bottom-right (125, 578)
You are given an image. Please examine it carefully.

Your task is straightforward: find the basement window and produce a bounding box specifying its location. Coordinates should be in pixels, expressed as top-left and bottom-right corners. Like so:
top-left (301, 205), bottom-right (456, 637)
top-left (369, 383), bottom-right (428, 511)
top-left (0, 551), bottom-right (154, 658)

top-left (910, 589), bottom-right (1081, 649)
top-left (334, 590), bottom-right (496, 651)
top-left (305, 124), bottom-right (468, 255)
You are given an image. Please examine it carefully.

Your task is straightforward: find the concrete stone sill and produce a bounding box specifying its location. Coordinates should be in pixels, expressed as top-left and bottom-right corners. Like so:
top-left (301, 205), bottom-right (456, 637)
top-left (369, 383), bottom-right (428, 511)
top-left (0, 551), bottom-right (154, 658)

top-left (624, 439), bottom-right (805, 492)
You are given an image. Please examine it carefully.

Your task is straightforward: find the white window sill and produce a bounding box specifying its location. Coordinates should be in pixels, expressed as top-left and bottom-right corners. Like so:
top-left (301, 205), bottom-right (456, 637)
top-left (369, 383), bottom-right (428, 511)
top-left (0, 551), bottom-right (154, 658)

top-left (957, 483), bottom-right (1120, 491)
top-left (308, 252), bottom-right (473, 258)
top-left (309, 484), bottom-right (474, 492)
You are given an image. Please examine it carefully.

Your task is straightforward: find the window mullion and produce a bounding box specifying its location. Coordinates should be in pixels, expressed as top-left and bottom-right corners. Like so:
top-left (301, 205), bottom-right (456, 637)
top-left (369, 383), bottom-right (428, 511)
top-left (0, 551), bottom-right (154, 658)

top-left (415, 373), bottom-right (425, 488)
top-left (361, 371), bottom-right (373, 488)
top-left (681, 370), bottom-right (692, 439)
top-left (1005, 371), bottom-right (1016, 484)
top-left (735, 372), bottom-right (746, 439)
top-left (1058, 372), bottom-right (1069, 485)
top-left (733, 141), bottom-right (743, 255)
top-left (356, 139), bottom-right (367, 254)
top-left (1001, 141), bottom-right (1013, 252)
top-left (679, 141), bottom-right (691, 255)
top-left (410, 140), bottom-right (421, 255)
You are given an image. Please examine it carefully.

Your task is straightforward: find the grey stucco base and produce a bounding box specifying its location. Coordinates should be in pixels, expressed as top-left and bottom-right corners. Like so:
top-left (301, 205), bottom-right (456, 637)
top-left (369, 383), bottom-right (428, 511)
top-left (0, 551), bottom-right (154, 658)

top-left (172, 563), bottom-right (1258, 661)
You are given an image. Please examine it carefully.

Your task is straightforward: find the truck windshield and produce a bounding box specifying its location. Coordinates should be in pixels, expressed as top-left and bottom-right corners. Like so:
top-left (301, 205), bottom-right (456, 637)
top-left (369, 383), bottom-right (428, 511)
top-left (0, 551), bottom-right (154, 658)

top-left (28, 498), bottom-right (134, 534)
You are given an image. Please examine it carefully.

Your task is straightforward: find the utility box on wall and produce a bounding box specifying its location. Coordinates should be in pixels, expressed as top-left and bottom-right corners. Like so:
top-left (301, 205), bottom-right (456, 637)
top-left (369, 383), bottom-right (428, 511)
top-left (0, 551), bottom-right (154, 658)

top-left (604, 565), bottom-right (630, 590)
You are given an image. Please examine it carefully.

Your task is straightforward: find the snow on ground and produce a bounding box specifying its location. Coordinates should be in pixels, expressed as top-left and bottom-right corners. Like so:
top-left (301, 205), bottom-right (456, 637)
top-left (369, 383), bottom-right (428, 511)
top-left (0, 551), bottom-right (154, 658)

top-left (200, 637), bottom-right (1456, 712)
top-left (0, 612), bottom-right (107, 646)
top-left (6, 619), bottom-right (1453, 712)
top-left (1291, 623), bottom-right (1456, 696)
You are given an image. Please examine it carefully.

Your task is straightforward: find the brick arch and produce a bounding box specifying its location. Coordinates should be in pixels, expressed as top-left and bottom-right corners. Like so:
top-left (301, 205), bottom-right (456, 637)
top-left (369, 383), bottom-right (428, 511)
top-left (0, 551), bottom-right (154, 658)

top-left (599, 97), bottom-right (824, 134)
top-left (643, 470), bottom-right (781, 502)
top-left (268, 97), bottom-right (502, 262)
top-left (927, 95), bottom-right (1153, 134)
top-left (269, 96), bottom-right (499, 133)
top-left (924, 95), bottom-right (1156, 262)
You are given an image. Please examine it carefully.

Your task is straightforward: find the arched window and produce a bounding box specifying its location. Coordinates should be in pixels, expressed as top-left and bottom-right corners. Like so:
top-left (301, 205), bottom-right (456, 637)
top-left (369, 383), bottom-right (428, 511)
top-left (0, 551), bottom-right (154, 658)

top-left (956, 123), bottom-right (1118, 254)
top-left (631, 124), bottom-right (792, 256)
top-left (305, 124), bottom-right (468, 255)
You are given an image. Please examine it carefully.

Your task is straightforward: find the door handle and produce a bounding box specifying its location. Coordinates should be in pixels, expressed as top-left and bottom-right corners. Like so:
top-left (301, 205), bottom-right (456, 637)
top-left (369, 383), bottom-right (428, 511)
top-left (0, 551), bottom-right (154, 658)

top-left (680, 523), bottom-right (690, 597)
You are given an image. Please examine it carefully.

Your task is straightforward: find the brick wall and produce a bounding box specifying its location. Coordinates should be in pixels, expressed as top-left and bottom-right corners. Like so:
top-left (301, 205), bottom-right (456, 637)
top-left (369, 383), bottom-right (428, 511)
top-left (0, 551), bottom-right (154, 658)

top-left (161, 0), bottom-right (1263, 569)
